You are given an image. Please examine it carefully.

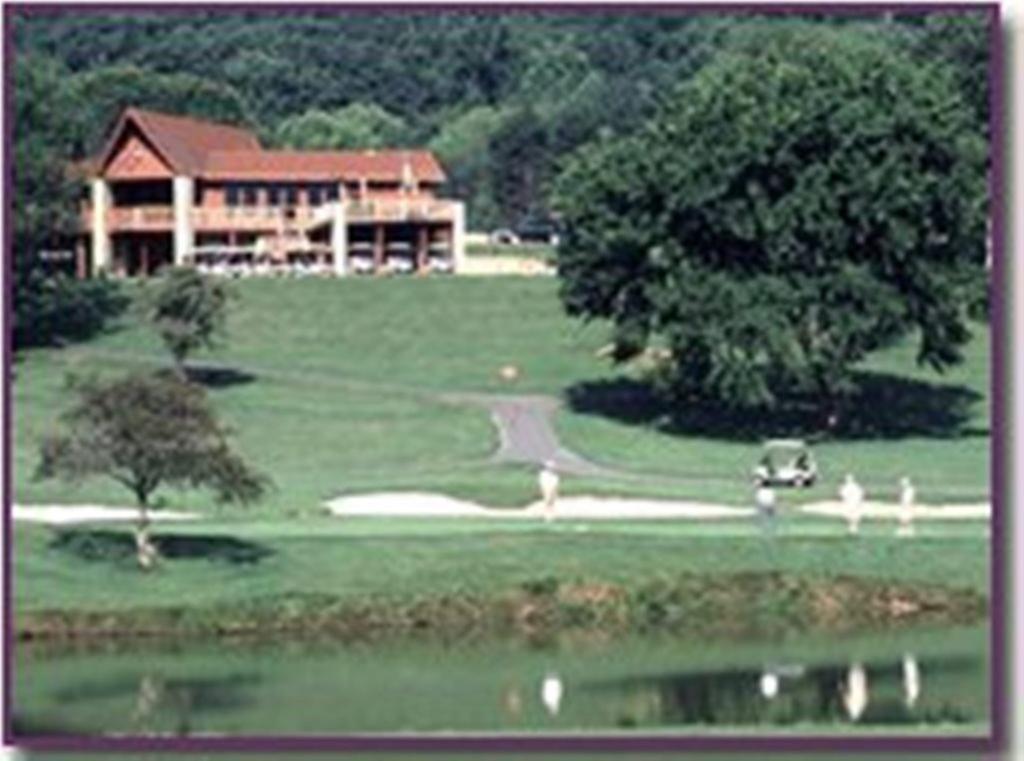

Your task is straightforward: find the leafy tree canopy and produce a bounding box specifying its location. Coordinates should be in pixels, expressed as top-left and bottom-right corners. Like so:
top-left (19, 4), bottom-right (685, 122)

top-left (145, 267), bottom-right (231, 374)
top-left (274, 102), bottom-right (408, 150)
top-left (13, 11), bottom-right (991, 231)
top-left (67, 64), bottom-right (253, 156)
top-left (37, 372), bottom-right (270, 568)
top-left (11, 55), bottom-right (129, 349)
top-left (553, 23), bottom-right (987, 416)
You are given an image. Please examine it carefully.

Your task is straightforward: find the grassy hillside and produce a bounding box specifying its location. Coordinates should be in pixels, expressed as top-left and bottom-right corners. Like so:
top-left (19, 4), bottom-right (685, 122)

top-left (12, 277), bottom-right (990, 511)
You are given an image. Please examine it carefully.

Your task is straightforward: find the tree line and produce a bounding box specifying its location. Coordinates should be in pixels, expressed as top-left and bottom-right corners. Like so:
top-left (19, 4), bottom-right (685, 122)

top-left (13, 10), bottom-right (988, 233)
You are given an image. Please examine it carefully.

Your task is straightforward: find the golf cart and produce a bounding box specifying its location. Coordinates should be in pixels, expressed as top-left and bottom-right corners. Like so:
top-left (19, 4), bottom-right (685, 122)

top-left (753, 439), bottom-right (817, 488)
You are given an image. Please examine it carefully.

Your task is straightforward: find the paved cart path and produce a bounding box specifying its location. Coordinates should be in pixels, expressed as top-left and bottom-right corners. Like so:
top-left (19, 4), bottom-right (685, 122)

top-left (442, 393), bottom-right (614, 477)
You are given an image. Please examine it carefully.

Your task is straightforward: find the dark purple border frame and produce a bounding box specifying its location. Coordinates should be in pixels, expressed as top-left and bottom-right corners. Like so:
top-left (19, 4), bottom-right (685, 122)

top-left (1, 1), bottom-right (1006, 754)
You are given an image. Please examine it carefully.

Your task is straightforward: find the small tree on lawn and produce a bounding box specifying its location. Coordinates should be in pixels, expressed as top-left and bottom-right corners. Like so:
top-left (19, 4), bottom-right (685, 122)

top-left (36, 372), bottom-right (269, 570)
top-left (147, 267), bottom-right (230, 377)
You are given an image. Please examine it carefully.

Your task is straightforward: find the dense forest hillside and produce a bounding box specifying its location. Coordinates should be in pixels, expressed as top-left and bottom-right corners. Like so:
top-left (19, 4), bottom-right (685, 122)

top-left (14, 10), bottom-right (988, 231)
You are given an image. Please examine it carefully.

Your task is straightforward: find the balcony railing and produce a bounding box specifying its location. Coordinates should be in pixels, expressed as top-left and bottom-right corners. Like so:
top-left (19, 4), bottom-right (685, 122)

top-left (344, 198), bottom-right (457, 224)
top-left (192, 206), bottom-right (317, 232)
top-left (82, 197), bottom-right (458, 233)
top-left (106, 206), bottom-right (175, 231)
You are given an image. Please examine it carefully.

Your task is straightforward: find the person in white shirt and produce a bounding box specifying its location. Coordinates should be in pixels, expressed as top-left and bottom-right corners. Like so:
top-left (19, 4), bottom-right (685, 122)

top-left (839, 474), bottom-right (865, 535)
top-left (538, 461), bottom-right (559, 523)
top-left (897, 476), bottom-right (916, 537)
top-left (754, 478), bottom-right (777, 536)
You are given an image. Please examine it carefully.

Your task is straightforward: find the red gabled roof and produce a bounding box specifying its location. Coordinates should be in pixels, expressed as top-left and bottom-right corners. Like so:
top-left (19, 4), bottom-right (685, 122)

top-left (98, 108), bottom-right (261, 176)
top-left (92, 107), bottom-right (446, 184)
top-left (201, 149), bottom-right (445, 184)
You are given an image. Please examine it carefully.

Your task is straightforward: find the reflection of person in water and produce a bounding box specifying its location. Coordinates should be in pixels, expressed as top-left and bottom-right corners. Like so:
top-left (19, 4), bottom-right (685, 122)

top-left (541, 672), bottom-right (564, 716)
top-left (132, 674), bottom-right (163, 729)
top-left (903, 654), bottom-right (921, 709)
top-left (841, 662), bottom-right (869, 721)
top-left (501, 682), bottom-right (523, 719)
top-left (759, 670), bottom-right (780, 700)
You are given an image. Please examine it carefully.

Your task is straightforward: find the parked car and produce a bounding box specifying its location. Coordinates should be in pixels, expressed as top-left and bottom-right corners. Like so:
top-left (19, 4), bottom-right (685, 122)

top-left (429, 255), bottom-right (454, 274)
top-left (350, 255), bottom-right (375, 274)
top-left (515, 214), bottom-right (563, 245)
top-left (386, 255), bottom-right (415, 274)
top-left (489, 228), bottom-right (520, 246)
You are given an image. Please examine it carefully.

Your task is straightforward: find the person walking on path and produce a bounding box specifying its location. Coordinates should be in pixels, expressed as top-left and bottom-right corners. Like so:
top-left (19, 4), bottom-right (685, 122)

top-left (754, 478), bottom-right (777, 536)
top-left (897, 476), bottom-right (916, 537)
top-left (840, 474), bottom-right (865, 535)
top-left (538, 460), bottom-right (560, 523)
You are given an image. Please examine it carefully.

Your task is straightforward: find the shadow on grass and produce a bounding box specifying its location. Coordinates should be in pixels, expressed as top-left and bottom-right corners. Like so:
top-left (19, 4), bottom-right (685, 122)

top-left (565, 371), bottom-right (986, 442)
top-left (49, 530), bottom-right (274, 565)
top-left (184, 365), bottom-right (256, 388)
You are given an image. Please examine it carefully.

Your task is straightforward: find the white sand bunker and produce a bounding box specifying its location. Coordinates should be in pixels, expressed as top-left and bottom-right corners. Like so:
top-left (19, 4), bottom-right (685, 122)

top-left (325, 492), bottom-right (754, 520)
top-left (801, 501), bottom-right (990, 521)
top-left (13, 504), bottom-right (199, 526)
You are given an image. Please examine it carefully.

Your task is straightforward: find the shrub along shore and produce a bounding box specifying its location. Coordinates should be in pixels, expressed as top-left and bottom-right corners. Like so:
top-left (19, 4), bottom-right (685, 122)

top-left (17, 570), bottom-right (986, 644)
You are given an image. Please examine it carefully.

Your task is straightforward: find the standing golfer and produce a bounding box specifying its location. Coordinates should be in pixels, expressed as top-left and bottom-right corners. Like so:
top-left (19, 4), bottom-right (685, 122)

top-left (539, 461), bottom-right (560, 523)
top-left (897, 476), bottom-right (916, 537)
top-left (840, 473), bottom-right (865, 535)
top-left (754, 478), bottom-right (777, 535)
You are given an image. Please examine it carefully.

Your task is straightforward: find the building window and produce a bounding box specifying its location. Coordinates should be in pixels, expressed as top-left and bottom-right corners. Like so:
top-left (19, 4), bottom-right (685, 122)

top-left (284, 185), bottom-right (298, 207)
top-left (308, 185), bottom-right (323, 207)
top-left (226, 184), bottom-right (240, 207)
top-left (266, 185), bottom-right (280, 206)
top-left (326, 184), bottom-right (340, 202)
top-left (243, 185), bottom-right (259, 206)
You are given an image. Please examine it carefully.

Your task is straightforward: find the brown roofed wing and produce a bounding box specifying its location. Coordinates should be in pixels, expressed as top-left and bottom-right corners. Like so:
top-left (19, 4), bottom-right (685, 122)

top-left (97, 107), bottom-right (259, 176)
top-left (201, 149), bottom-right (446, 183)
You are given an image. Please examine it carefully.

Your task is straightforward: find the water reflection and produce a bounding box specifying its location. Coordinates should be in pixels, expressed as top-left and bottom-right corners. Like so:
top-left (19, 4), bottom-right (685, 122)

top-left (903, 654), bottom-right (920, 709)
top-left (593, 651), bottom-right (983, 729)
top-left (541, 672), bottom-right (564, 716)
top-left (14, 627), bottom-right (986, 736)
top-left (841, 662), bottom-right (869, 721)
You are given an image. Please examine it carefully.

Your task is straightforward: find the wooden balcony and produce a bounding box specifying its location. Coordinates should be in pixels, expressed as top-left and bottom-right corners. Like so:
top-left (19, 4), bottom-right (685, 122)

top-left (191, 206), bottom-right (317, 233)
top-left (344, 198), bottom-right (457, 224)
top-left (81, 198), bottom-right (459, 234)
top-left (87, 206), bottom-right (176, 232)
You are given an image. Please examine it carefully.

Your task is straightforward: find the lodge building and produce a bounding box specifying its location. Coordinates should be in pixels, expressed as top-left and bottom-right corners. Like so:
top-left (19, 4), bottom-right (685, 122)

top-left (76, 108), bottom-right (466, 277)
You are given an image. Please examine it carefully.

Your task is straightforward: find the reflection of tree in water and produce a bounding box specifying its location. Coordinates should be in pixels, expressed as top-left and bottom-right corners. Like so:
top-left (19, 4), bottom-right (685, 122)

top-left (50, 669), bottom-right (261, 737)
top-left (597, 655), bottom-right (980, 728)
top-left (131, 674), bottom-right (194, 736)
top-left (128, 671), bottom-right (263, 736)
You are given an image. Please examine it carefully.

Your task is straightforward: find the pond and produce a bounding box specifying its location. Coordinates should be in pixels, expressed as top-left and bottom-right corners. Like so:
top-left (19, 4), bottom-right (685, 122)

top-left (13, 624), bottom-right (988, 737)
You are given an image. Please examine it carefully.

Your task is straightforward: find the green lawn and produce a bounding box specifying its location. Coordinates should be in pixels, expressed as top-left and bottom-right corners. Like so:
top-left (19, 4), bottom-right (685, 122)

top-left (11, 277), bottom-right (991, 511)
top-left (14, 515), bottom-right (989, 617)
top-left (11, 277), bottom-right (992, 627)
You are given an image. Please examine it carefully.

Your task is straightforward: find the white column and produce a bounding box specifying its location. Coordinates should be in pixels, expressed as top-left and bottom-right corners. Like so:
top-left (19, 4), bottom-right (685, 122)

top-left (172, 176), bottom-right (194, 266)
top-left (90, 179), bottom-right (111, 276)
top-left (451, 201), bottom-right (466, 274)
top-left (331, 200), bottom-right (348, 276)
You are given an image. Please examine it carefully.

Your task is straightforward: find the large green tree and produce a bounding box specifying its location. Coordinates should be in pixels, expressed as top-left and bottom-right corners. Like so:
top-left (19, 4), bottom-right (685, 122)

top-left (554, 24), bottom-right (987, 420)
top-left (37, 372), bottom-right (269, 570)
top-left (11, 56), bottom-right (129, 349)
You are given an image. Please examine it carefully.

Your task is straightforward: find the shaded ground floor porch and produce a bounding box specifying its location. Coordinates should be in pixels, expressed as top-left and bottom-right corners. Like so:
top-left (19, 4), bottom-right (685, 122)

top-left (76, 232), bottom-right (174, 278)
